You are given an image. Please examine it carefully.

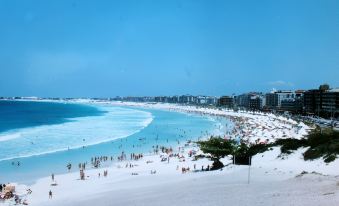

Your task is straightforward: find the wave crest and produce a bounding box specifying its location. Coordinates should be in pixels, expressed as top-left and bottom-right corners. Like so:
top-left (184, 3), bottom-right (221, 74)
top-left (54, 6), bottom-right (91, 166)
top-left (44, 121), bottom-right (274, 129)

top-left (0, 106), bottom-right (153, 161)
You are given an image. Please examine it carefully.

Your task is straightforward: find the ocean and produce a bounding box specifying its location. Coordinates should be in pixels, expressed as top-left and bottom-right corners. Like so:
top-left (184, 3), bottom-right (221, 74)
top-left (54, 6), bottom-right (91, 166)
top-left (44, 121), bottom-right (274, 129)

top-left (0, 100), bottom-right (105, 133)
top-left (0, 101), bottom-right (230, 184)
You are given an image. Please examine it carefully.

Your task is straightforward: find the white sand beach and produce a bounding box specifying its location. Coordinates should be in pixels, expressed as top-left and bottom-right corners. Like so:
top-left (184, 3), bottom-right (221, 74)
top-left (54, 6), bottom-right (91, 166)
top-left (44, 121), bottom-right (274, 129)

top-left (1, 102), bottom-right (339, 206)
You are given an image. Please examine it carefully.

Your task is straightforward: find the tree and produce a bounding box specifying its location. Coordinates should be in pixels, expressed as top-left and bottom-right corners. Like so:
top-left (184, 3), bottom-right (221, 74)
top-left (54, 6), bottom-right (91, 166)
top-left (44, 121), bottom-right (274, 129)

top-left (197, 137), bottom-right (236, 170)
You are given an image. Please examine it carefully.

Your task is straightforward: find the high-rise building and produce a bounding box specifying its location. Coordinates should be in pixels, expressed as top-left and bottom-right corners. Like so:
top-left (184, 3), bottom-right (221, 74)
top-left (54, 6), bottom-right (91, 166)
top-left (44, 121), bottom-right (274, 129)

top-left (304, 85), bottom-right (339, 118)
top-left (265, 92), bottom-right (278, 108)
top-left (249, 95), bottom-right (262, 111)
top-left (218, 96), bottom-right (234, 108)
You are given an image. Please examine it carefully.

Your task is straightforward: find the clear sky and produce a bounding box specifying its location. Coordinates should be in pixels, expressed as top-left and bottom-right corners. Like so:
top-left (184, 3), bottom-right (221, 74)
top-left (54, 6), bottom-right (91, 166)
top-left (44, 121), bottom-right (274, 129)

top-left (0, 0), bottom-right (338, 97)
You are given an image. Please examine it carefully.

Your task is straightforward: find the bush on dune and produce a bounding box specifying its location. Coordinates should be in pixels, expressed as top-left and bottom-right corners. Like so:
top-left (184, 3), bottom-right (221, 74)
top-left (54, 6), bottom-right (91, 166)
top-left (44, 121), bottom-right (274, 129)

top-left (274, 138), bottom-right (308, 154)
top-left (303, 130), bottom-right (339, 163)
top-left (234, 143), bottom-right (267, 157)
top-left (275, 129), bottom-right (339, 163)
top-left (247, 142), bottom-right (273, 156)
top-left (197, 129), bottom-right (339, 168)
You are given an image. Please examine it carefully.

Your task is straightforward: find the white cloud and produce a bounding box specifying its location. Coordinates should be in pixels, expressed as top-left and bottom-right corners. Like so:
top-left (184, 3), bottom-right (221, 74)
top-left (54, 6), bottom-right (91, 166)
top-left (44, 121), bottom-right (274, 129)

top-left (268, 80), bottom-right (294, 87)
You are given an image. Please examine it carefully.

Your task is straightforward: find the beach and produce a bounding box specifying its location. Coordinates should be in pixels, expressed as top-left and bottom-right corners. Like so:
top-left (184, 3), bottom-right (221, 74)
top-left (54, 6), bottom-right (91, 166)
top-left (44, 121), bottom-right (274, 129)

top-left (1, 101), bottom-right (339, 206)
top-left (0, 101), bottom-right (222, 183)
top-left (1, 0), bottom-right (338, 205)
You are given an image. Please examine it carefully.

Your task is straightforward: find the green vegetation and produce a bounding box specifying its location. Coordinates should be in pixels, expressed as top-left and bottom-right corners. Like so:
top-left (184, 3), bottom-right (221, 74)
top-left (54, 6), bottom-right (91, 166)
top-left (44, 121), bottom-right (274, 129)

top-left (197, 137), bottom-right (272, 170)
top-left (197, 137), bottom-right (235, 169)
top-left (197, 129), bottom-right (339, 170)
top-left (303, 129), bottom-right (339, 163)
top-left (274, 138), bottom-right (307, 154)
top-left (234, 142), bottom-right (270, 157)
top-left (274, 128), bottom-right (339, 163)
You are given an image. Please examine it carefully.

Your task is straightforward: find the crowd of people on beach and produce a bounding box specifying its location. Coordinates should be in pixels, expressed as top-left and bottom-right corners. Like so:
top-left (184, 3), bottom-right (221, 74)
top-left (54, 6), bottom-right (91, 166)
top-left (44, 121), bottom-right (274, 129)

top-left (0, 184), bottom-right (13, 200)
top-left (0, 183), bottom-right (30, 205)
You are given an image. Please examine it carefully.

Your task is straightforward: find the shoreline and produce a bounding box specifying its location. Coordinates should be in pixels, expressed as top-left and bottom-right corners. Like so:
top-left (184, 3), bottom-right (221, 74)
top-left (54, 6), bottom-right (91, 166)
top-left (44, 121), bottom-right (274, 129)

top-left (0, 101), bottom-right (224, 183)
top-left (1, 101), bottom-right (339, 206)
top-left (0, 105), bottom-right (154, 166)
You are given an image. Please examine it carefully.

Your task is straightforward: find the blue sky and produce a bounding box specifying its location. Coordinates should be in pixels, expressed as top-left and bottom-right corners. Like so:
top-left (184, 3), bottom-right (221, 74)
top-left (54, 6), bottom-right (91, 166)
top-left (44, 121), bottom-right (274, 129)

top-left (0, 0), bottom-right (338, 97)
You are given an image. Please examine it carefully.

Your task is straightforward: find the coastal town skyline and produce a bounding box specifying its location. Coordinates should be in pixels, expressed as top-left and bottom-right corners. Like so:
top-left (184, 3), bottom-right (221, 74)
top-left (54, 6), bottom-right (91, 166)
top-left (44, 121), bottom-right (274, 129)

top-left (2, 83), bottom-right (338, 119)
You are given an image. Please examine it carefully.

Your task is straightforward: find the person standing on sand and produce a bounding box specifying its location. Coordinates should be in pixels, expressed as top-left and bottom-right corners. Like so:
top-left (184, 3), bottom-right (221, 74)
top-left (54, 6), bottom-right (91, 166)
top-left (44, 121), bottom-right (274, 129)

top-left (49, 190), bottom-right (52, 199)
top-left (51, 173), bottom-right (54, 181)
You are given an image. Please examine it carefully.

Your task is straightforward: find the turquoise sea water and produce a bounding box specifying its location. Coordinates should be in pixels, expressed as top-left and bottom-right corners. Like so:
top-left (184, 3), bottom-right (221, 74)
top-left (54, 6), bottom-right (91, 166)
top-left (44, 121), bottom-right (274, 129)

top-left (0, 101), bottom-right (231, 184)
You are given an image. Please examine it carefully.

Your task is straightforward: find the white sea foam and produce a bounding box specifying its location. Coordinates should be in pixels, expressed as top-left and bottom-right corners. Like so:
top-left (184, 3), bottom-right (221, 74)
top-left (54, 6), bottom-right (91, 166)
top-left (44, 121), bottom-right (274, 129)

top-left (0, 132), bottom-right (22, 142)
top-left (0, 106), bottom-right (153, 161)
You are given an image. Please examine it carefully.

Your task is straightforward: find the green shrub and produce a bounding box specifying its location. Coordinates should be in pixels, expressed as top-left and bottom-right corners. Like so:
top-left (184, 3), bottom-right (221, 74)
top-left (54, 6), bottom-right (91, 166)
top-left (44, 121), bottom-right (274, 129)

top-left (197, 137), bottom-right (236, 169)
top-left (277, 130), bottom-right (339, 163)
top-left (235, 142), bottom-right (272, 157)
top-left (303, 148), bottom-right (320, 160)
top-left (274, 138), bottom-right (307, 154)
top-left (324, 154), bottom-right (336, 163)
top-left (303, 130), bottom-right (339, 162)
